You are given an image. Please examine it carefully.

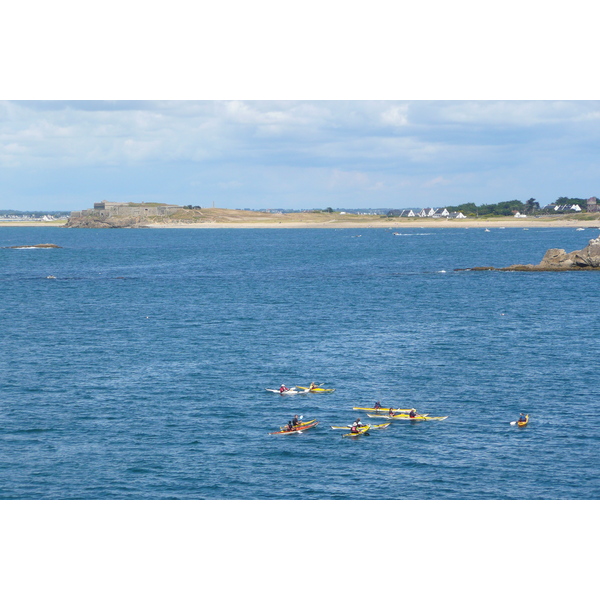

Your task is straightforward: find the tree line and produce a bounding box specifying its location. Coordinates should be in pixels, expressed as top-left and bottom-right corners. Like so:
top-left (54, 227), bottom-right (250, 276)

top-left (445, 197), bottom-right (589, 217)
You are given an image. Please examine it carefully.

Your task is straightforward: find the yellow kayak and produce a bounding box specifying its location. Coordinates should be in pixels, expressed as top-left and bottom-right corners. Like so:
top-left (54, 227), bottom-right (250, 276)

top-left (343, 424), bottom-right (371, 437)
top-left (330, 423), bottom-right (390, 430)
top-left (366, 413), bottom-right (447, 421)
top-left (353, 406), bottom-right (415, 413)
top-left (270, 421), bottom-right (319, 435)
top-left (296, 386), bottom-right (335, 393)
top-left (517, 414), bottom-right (529, 427)
top-left (279, 419), bottom-right (317, 430)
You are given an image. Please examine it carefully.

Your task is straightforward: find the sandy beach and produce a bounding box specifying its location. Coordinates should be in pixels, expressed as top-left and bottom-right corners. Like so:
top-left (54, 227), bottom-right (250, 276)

top-left (0, 221), bottom-right (67, 227)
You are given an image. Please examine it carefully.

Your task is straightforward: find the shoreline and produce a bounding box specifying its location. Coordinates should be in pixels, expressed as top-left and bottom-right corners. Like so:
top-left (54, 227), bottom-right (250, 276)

top-left (142, 218), bottom-right (599, 229)
top-left (1, 218), bottom-right (599, 229)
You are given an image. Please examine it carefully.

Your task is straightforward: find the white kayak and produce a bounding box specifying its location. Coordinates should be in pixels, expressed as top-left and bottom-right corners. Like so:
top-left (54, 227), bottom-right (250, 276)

top-left (265, 388), bottom-right (310, 395)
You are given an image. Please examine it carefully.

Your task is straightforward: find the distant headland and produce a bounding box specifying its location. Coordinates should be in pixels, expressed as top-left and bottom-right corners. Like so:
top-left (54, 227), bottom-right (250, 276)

top-left (59, 199), bottom-right (600, 229)
top-left (3, 198), bottom-right (600, 229)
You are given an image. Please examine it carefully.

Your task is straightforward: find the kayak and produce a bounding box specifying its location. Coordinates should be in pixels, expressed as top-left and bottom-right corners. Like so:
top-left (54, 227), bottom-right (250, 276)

top-left (343, 424), bottom-right (371, 438)
top-left (280, 419), bottom-right (317, 430)
top-left (365, 412), bottom-right (428, 419)
top-left (269, 421), bottom-right (319, 435)
top-left (366, 413), bottom-right (447, 421)
top-left (353, 406), bottom-right (415, 413)
top-left (296, 386), bottom-right (335, 393)
top-left (331, 423), bottom-right (390, 430)
top-left (517, 414), bottom-right (529, 427)
top-left (265, 388), bottom-right (310, 395)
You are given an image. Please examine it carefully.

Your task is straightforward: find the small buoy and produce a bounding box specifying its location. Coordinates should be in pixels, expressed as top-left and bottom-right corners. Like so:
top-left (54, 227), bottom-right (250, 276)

top-left (46, 275), bottom-right (56, 279)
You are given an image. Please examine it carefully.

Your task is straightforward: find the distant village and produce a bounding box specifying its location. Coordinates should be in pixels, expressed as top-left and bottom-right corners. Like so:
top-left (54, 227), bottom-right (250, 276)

top-left (0, 212), bottom-right (69, 222)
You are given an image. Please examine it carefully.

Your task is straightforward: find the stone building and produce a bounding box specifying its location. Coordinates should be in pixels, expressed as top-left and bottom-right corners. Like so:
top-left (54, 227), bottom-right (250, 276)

top-left (587, 197), bottom-right (599, 213)
top-left (71, 201), bottom-right (182, 218)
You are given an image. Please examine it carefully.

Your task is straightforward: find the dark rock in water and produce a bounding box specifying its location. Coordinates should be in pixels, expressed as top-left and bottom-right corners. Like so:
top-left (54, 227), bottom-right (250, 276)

top-left (456, 235), bottom-right (600, 271)
top-left (538, 236), bottom-right (600, 268)
top-left (7, 243), bottom-right (62, 249)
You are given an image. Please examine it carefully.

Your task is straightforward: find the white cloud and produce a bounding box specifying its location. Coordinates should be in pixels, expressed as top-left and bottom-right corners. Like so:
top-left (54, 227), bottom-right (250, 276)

top-left (381, 104), bottom-right (409, 126)
top-left (2, 100), bottom-right (600, 210)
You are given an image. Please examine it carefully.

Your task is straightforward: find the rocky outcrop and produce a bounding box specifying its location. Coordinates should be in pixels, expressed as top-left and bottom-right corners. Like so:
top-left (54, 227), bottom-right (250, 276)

top-left (65, 215), bottom-right (147, 228)
top-left (457, 235), bottom-right (600, 271)
top-left (538, 236), bottom-right (600, 268)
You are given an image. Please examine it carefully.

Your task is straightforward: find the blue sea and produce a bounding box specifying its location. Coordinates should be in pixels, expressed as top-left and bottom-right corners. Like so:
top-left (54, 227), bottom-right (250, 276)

top-left (1, 225), bottom-right (599, 500)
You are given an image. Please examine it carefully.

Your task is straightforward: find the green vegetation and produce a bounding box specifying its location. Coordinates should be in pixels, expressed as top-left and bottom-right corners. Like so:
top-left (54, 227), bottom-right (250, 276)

top-left (554, 197), bottom-right (587, 208)
top-left (445, 199), bottom-right (532, 217)
top-left (446, 197), bottom-right (594, 217)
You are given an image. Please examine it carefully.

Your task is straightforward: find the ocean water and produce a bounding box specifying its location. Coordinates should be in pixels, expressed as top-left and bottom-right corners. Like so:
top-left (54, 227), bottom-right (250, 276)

top-left (1, 225), bottom-right (599, 500)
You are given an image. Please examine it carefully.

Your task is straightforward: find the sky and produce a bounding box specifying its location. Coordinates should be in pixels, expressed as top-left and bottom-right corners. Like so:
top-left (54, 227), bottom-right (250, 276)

top-left (1, 100), bottom-right (599, 211)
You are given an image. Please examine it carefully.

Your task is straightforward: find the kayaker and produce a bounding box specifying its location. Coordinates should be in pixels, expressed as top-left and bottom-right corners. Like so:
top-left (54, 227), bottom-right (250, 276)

top-left (389, 407), bottom-right (396, 417)
top-left (409, 409), bottom-right (418, 419)
top-left (292, 415), bottom-right (301, 427)
top-left (518, 413), bottom-right (527, 423)
top-left (279, 384), bottom-right (289, 393)
top-left (286, 421), bottom-right (294, 431)
top-left (350, 418), bottom-right (362, 433)
top-left (374, 401), bottom-right (382, 410)
top-left (309, 382), bottom-right (317, 391)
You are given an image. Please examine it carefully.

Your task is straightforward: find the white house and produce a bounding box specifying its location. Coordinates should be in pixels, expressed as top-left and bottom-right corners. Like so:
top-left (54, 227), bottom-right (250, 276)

top-left (554, 204), bottom-right (582, 212)
top-left (417, 208), bottom-right (437, 217)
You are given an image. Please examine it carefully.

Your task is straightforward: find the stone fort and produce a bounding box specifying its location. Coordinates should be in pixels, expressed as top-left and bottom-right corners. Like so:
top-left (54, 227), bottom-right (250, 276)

top-left (71, 201), bottom-right (182, 218)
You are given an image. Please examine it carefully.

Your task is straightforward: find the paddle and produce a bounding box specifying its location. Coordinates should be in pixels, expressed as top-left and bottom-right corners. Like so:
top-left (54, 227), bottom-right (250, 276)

top-left (510, 421), bottom-right (517, 426)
